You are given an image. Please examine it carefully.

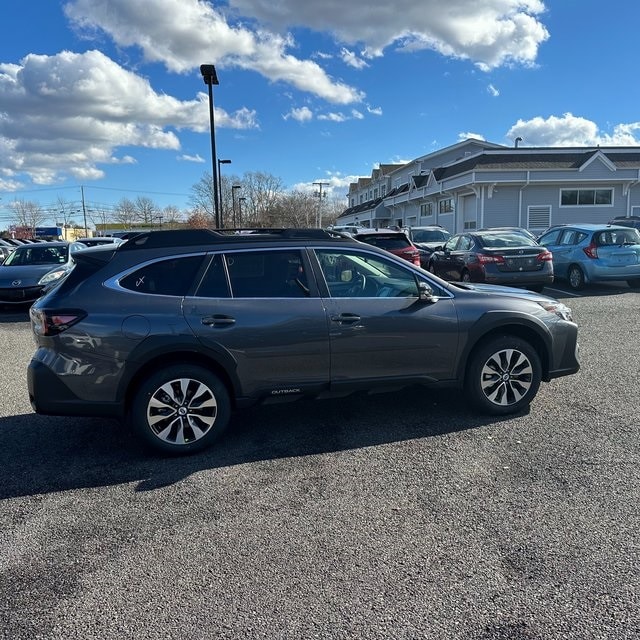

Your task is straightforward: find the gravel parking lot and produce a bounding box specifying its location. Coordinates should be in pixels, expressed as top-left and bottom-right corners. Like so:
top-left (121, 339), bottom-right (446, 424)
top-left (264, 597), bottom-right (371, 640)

top-left (0, 283), bottom-right (638, 640)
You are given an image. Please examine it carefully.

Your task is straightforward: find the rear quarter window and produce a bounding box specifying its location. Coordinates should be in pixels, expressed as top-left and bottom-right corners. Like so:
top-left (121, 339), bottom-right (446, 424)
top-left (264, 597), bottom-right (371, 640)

top-left (120, 255), bottom-right (205, 296)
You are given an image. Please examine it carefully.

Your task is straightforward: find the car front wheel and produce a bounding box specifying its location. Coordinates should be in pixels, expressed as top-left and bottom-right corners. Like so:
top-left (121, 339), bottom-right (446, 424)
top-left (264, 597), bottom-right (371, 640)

top-left (130, 364), bottom-right (231, 454)
top-left (465, 336), bottom-right (542, 415)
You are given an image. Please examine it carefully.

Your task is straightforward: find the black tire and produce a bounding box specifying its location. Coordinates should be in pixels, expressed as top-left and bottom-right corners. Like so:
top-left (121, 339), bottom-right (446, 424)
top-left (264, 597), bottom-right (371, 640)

top-left (627, 279), bottom-right (640, 289)
top-left (528, 284), bottom-right (545, 293)
top-left (428, 262), bottom-right (437, 275)
top-left (567, 264), bottom-right (585, 290)
top-left (461, 269), bottom-right (471, 283)
top-left (130, 364), bottom-right (231, 455)
top-left (464, 336), bottom-right (542, 415)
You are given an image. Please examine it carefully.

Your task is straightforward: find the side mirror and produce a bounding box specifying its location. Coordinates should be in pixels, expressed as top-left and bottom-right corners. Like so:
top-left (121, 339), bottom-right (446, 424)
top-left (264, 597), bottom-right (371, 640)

top-left (418, 281), bottom-right (438, 303)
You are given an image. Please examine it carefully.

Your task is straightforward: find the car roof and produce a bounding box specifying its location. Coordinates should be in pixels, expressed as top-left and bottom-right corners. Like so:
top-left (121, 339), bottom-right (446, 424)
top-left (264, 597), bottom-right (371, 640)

top-left (542, 223), bottom-right (634, 232)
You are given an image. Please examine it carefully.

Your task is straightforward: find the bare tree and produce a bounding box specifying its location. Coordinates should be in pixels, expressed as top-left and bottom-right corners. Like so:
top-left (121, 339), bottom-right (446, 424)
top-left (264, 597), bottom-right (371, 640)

top-left (113, 198), bottom-right (137, 229)
top-left (240, 171), bottom-right (285, 226)
top-left (161, 205), bottom-right (184, 228)
top-left (188, 173), bottom-right (215, 225)
top-left (87, 206), bottom-right (113, 235)
top-left (264, 191), bottom-right (317, 228)
top-left (9, 199), bottom-right (47, 235)
top-left (56, 196), bottom-right (78, 229)
top-left (134, 196), bottom-right (158, 225)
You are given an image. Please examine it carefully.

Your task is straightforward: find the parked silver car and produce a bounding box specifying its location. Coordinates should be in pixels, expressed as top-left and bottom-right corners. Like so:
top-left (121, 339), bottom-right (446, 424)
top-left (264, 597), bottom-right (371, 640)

top-left (0, 241), bottom-right (73, 305)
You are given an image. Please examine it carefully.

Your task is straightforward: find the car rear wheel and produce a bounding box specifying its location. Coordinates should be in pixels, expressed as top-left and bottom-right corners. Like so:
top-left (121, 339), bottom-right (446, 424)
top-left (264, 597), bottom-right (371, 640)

top-left (465, 336), bottom-right (541, 415)
top-left (461, 269), bottom-right (471, 283)
top-left (130, 364), bottom-right (231, 454)
top-left (567, 264), bottom-right (585, 290)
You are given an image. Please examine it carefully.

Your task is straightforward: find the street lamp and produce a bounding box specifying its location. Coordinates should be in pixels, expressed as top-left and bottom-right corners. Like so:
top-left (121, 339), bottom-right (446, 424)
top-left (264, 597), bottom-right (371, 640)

top-left (231, 184), bottom-right (241, 227)
top-left (218, 159), bottom-right (231, 227)
top-left (200, 64), bottom-right (220, 228)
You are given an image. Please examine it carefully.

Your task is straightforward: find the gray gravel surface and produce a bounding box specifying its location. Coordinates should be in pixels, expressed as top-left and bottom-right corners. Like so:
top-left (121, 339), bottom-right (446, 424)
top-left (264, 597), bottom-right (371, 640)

top-left (0, 286), bottom-right (638, 640)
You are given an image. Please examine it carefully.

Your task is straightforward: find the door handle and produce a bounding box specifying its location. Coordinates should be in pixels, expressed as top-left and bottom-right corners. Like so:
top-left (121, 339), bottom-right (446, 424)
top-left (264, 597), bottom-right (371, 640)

top-left (330, 313), bottom-right (361, 324)
top-left (201, 315), bottom-right (236, 327)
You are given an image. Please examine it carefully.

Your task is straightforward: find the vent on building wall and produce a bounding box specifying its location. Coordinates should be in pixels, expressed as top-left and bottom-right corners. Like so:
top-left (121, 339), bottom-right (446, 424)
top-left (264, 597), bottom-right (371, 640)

top-left (528, 206), bottom-right (551, 229)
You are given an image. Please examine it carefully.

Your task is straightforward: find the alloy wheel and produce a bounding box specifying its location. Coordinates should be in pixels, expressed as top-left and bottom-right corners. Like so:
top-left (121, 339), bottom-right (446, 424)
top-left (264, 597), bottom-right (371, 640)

top-left (147, 377), bottom-right (218, 445)
top-left (479, 348), bottom-right (533, 406)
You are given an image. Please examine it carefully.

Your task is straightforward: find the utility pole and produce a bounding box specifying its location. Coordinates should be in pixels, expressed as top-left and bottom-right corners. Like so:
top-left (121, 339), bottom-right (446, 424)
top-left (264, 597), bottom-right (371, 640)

top-left (312, 182), bottom-right (329, 228)
top-left (81, 186), bottom-right (89, 236)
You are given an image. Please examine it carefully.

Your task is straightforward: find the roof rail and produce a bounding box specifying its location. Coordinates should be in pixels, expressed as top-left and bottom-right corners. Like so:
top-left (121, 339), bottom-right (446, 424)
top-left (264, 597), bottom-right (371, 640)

top-left (119, 227), bottom-right (344, 250)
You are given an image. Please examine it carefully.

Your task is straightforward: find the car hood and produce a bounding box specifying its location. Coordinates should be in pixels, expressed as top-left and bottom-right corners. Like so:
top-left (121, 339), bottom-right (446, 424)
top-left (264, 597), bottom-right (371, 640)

top-left (0, 264), bottom-right (62, 285)
top-left (452, 282), bottom-right (557, 303)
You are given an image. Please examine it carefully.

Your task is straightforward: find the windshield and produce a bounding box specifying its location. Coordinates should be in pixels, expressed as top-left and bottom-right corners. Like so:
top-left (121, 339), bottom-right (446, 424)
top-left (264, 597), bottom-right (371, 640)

top-left (478, 233), bottom-right (538, 248)
top-left (412, 229), bottom-right (450, 243)
top-left (3, 244), bottom-right (69, 266)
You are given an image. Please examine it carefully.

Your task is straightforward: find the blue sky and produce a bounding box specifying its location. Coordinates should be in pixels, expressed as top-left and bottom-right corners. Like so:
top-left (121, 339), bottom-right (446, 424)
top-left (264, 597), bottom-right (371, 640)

top-left (1, 0), bottom-right (639, 225)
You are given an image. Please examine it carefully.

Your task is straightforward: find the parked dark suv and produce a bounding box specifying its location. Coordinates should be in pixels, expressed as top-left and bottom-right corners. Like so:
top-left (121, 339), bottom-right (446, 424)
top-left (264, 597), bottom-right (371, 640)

top-left (28, 228), bottom-right (579, 454)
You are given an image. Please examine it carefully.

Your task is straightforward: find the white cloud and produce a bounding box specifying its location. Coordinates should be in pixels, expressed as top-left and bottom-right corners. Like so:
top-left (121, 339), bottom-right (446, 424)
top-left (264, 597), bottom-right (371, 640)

top-left (64, 0), bottom-right (364, 104)
top-left (0, 50), bottom-right (256, 184)
top-left (458, 132), bottom-right (486, 141)
top-left (367, 105), bottom-right (383, 116)
top-left (318, 112), bottom-right (349, 122)
top-left (229, 0), bottom-right (549, 70)
top-left (506, 113), bottom-right (640, 147)
top-left (487, 83), bottom-right (499, 97)
top-left (341, 48), bottom-right (369, 69)
top-left (178, 154), bottom-right (206, 162)
top-left (284, 106), bottom-right (314, 122)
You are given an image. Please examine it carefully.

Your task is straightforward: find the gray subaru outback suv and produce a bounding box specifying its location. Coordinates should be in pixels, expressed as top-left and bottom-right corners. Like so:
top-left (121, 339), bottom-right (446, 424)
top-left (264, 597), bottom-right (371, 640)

top-left (28, 228), bottom-right (579, 454)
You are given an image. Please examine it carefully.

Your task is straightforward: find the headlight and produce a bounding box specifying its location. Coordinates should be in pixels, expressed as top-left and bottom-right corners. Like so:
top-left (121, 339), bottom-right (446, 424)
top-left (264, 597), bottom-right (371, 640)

top-left (538, 301), bottom-right (573, 322)
top-left (38, 267), bottom-right (70, 285)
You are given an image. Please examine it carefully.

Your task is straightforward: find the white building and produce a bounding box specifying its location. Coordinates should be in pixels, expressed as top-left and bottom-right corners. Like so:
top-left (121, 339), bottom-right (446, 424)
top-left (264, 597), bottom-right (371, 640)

top-left (338, 139), bottom-right (640, 235)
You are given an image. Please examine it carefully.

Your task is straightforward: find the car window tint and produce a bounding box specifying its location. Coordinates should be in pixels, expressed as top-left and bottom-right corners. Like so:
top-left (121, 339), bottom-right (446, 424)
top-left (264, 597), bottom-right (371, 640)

top-left (480, 233), bottom-right (537, 248)
top-left (538, 229), bottom-right (562, 246)
top-left (359, 235), bottom-right (410, 250)
top-left (194, 254), bottom-right (230, 298)
top-left (458, 236), bottom-right (473, 251)
top-left (226, 250), bottom-right (309, 298)
top-left (315, 249), bottom-right (419, 298)
top-left (444, 237), bottom-right (459, 251)
top-left (120, 255), bottom-right (205, 296)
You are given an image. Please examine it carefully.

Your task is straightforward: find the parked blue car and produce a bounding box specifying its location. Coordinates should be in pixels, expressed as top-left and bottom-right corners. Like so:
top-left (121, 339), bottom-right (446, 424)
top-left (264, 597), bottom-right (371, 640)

top-left (537, 223), bottom-right (640, 290)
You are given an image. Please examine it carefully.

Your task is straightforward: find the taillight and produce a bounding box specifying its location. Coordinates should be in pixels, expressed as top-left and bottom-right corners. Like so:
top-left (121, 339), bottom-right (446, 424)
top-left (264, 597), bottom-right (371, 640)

top-left (537, 249), bottom-right (553, 262)
top-left (30, 308), bottom-right (86, 336)
top-left (583, 242), bottom-right (598, 259)
top-left (478, 254), bottom-right (506, 264)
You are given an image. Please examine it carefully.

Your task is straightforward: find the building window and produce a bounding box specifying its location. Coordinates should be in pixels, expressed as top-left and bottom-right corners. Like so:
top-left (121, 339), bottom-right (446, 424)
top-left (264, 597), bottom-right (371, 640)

top-left (439, 198), bottom-right (454, 214)
top-left (463, 221), bottom-right (477, 230)
top-left (561, 189), bottom-right (613, 206)
top-left (374, 188), bottom-right (378, 198)
top-left (381, 185), bottom-right (387, 197)
top-left (420, 203), bottom-right (433, 216)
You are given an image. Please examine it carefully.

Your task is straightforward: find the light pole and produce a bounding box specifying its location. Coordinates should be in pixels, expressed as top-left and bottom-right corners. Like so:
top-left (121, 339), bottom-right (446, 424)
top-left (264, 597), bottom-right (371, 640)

top-left (312, 182), bottom-right (329, 228)
top-left (200, 64), bottom-right (220, 228)
top-left (231, 184), bottom-right (241, 227)
top-left (218, 158), bottom-right (231, 227)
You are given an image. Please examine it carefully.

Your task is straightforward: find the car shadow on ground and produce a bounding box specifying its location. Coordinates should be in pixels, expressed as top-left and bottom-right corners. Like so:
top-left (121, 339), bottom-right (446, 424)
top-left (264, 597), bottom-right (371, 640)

top-left (544, 281), bottom-right (637, 299)
top-left (0, 387), bottom-right (520, 499)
